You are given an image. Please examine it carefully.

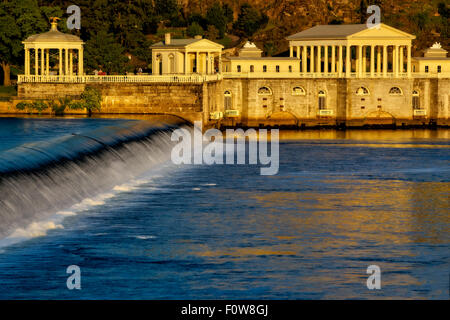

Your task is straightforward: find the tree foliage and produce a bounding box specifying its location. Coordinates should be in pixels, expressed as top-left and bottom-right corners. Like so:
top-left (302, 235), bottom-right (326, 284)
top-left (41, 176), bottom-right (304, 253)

top-left (233, 3), bottom-right (268, 38)
top-left (84, 30), bottom-right (128, 74)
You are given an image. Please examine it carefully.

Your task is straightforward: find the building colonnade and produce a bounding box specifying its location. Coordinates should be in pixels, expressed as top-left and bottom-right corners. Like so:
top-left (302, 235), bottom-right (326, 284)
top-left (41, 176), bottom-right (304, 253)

top-left (24, 47), bottom-right (83, 76)
top-left (289, 44), bottom-right (412, 77)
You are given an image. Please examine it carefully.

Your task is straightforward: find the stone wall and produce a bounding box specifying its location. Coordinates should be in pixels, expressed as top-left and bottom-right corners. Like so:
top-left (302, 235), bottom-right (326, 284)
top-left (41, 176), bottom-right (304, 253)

top-left (5, 78), bottom-right (449, 127)
top-left (221, 78), bottom-right (450, 127)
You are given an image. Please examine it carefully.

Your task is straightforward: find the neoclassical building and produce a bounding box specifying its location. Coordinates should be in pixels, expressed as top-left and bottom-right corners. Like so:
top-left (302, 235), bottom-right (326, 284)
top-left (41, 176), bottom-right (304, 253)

top-left (15, 20), bottom-right (450, 127)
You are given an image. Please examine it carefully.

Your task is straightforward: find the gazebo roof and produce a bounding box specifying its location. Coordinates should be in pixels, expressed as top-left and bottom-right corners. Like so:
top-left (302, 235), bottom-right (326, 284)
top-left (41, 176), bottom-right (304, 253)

top-left (23, 22), bottom-right (83, 44)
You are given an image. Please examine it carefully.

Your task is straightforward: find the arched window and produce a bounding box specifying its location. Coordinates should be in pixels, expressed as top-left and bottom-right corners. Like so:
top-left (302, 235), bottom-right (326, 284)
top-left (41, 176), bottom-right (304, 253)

top-left (356, 87), bottom-right (370, 95)
top-left (292, 86), bottom-right (306, 96)
top-left (318, 90), bottom-right (327, 110)
top-left (389, 87), bottom-right (403, 95)
top-left (412, 90), bottom-right (420, 109)
top-left (250, 65), bottom-right (254, 72)
top-left (224, 90), bottom-right (232, 110)
top-left (258, 86), bottom-right (272, 95)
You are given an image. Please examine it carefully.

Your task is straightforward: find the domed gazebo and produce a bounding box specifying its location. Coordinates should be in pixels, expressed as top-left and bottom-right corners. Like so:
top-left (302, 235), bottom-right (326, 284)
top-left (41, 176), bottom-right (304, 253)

top-left (22, 18), bottom-right (84, 77)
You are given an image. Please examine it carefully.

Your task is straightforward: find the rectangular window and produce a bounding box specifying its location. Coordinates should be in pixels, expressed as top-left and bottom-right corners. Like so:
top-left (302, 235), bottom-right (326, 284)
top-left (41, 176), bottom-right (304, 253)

top-left (250, 65), bottom-right (254, 72)
top-left (276, 65), bottom-right (280, 72)
top-left (289, 66), bottom-right (292, 72)
top-left (263, 65), bottom-right (267, 72)
top-left (425, 66), bottom-right (429, 73)
top-left (237, 65), bottom-right (241, 72)
top-left (437, 66), bottom-right (442, 73)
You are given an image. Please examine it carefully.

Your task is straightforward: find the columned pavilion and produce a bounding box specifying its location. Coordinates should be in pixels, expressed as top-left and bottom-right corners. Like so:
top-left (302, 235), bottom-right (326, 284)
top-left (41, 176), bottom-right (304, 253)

top-left (286, 23), bottom-right (416, 78)
top-left (22, 18), bottom-right (84, 77)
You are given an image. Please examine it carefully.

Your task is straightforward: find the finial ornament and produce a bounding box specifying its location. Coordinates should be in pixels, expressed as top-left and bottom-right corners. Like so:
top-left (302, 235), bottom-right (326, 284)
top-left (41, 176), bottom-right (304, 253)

top-left (49, 17), bottom-right (60, 31)
top-left (431, 42), bottom-right (442, 49)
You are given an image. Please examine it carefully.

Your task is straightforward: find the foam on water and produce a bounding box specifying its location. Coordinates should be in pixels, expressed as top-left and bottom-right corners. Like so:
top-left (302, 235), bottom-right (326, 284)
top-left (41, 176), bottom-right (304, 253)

top-left (0, 120), bottom-right (188, 246)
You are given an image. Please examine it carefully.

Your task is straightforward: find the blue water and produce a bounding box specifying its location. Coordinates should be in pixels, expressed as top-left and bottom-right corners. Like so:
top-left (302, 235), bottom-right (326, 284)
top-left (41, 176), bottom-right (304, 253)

top-left (0, 117), bottom-right (448, 299)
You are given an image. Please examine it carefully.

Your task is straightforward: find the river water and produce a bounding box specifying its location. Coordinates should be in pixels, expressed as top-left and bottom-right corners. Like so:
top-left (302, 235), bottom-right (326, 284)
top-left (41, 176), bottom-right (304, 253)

top-left (0, 116), bottom-right (448, 299)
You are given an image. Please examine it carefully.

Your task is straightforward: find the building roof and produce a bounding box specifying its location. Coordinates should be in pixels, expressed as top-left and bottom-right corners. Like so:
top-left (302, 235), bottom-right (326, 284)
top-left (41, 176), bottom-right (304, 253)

top-left (286, 24), bottom-right (368, 40)
top-left (223, 57), bottom-right (298, 61)
top-left (151, 38), bottom-right (224, 49)
top-left (151, 39), bottom-right (203, 48)
top-left (23, 22), bottom-right (82, 43)
top-left (286, 23), bottom-right (415, 40)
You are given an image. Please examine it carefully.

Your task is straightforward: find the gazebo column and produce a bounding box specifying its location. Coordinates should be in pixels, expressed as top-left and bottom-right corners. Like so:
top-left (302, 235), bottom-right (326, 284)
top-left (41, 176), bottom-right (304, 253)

top-left (407, 45), bottom-right (412, 78)
top-left (78, 48), bottom-right (83, 75)
top-left (46, 49), bottom-right (49, 75)
top-left (25, 48), bottom-right (30, 75)
top-left (69, 49), bottom-right (73, 75)
top-left (65, 48), bottom-right (69, 75)
top-left (59, 48), bottom-right (63, 75)
top-left (40, 47), bottom-right (45, 76)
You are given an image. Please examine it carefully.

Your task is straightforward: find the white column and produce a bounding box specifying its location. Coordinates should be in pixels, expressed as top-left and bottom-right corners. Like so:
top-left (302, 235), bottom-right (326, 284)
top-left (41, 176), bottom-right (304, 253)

top-left (407, 45), bottom-right (411, 78)
top-left (35, 48), bottom-right (39, 75)
top-left (46, 49), bottom-right (49, 75)
top-left (317, 45), bottom-right (321, 73)
top-left (394, 45), bottom-right (398, 77)
top-left (195, 51), bottom-right (199, 73)
top-left (362, 46), bottom-right (367, 77)
top-left (325, 46), bottom-right (329, 73)
top-left (310, 46), bottom-right (314, 73)
top-left (65, 48), bottom-right (69, 75)
top-left (297, 46), bottom-right (300, 59)
top-left (290, 46), bottom-right (293, 57)
top-left (78, 48), bottom-right (83, 75)
top-left (346, 45), bottom-right (350, 77)
top-left (207, 52), bottom-right (210, 74)
top-left (399, 46), bottom-right (404, 74)
top-left (370, 45), bottom-right (375, 77)
top-left (219, 53), bottom-right (222, 74)
top-left (338, 45), bottom-right (343, 76)
top-left (302, 46), bottom-right (307, 73)
top-left (59, 48), bottom-right (63, 75)
top-left (25, 48), bottom-right (30, 75)
top-left (184, 51), bottom-right (188, 74)
top-left (69, 49), bottom-right (73, 75)
top-left (40, 47), bottom-right (44, 75)
top-left (331, 45), bottom-right (336, 74)
top-left (383, 46), bottom-right (387, 76)
top-left (357, 45), bottom-right (362, 77)
top-left (377, 46), bottom-right (381, 74)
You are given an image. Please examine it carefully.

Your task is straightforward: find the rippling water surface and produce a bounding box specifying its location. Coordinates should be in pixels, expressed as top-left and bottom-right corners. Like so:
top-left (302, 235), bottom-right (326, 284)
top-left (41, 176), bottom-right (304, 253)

top-left (0, 117), bottom-right (448, 299)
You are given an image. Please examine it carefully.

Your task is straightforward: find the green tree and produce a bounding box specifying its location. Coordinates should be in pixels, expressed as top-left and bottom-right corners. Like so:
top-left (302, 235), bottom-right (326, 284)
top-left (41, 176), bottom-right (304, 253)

top-left (206, 2), bottom-right (227, 38)
top-left (187, 22), bottom-right (204, 37)
top-left (84, 30), bottom-right (128, 74)
top-left (206, 25), bottom-right (219, 41)
top-left (70, 86), bottom-right (102, 116)
top-left (233, 4), bottom-right (268, 38)
top-left (0, 0), bottom-right (47, 85)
